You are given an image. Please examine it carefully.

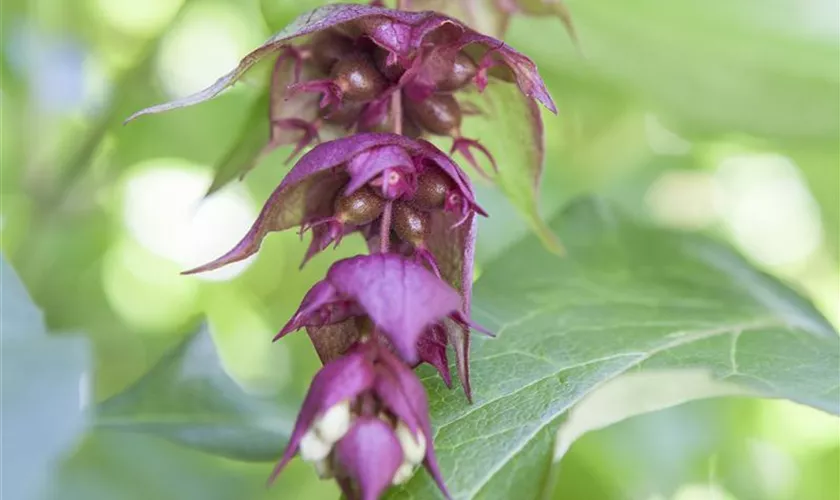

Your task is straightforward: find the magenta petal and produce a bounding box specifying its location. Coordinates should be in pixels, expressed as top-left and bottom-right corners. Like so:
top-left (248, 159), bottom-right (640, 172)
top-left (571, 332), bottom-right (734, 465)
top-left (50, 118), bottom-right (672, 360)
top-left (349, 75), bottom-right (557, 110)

top-left (417, 325), bottom-right (452, 388)
top-left (461, 32), bottom-right (557, 113)
top-left (275, 281), bottom-right (357, 340)
top-left (373, 365), bottom-right (423, 436)
top-left (335, 418), bottom-right (404, 500)
top-left (425, 211), bottom-right (477, 401)
top-left (328, 255), bottom-right (462, 363)
top-left (300, 222), bottom-right (361, 269)
top-left (344, 145), bottom-right (415, 196)
top-left (269, 351), bottom-right (375, 484)
top-left (377, 349), bottom-right (451, 499)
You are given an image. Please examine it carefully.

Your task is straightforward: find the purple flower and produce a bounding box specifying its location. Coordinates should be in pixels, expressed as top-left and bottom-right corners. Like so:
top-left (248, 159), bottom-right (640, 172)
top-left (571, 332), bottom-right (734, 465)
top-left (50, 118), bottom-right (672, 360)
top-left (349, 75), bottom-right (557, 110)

top-left (269, 342), bottom-right (450, 500)
top-left (182, 133), bottom-right (489, 397)
top-left (183, 133), bottom-right (484, 284)
top-left (125, 4), bottom-right (555, 181)
top-left (274, 254), bottom-right (470, 364)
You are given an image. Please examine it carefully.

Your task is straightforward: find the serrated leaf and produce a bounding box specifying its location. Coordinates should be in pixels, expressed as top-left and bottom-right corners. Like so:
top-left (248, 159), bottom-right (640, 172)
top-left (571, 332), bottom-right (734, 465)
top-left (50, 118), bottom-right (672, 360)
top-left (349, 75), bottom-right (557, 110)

top-left (1, 255), bottom-right (90, 500)
top-left (96, 325), bottom-right (299, 462)
top-left (459, 82), bottom-right (563, 254)
top-left (391, 197), bottom-right (839, 499)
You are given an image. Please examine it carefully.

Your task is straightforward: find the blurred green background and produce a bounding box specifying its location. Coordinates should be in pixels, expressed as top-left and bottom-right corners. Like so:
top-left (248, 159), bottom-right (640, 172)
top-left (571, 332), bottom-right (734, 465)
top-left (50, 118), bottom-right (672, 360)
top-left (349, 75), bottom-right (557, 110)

top-left (1, 0), bottom-right (837, 499)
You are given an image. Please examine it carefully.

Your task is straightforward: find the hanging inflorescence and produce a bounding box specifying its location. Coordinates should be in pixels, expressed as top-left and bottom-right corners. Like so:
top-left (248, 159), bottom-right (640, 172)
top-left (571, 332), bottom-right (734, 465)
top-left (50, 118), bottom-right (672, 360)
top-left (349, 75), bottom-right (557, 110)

top-left (128, 3), bottom-right (554, 498)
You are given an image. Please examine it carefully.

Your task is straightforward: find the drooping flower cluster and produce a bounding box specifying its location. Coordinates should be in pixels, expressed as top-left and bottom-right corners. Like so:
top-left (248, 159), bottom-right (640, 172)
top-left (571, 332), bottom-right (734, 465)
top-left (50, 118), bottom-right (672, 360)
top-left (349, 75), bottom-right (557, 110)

top-left (126, 3), bottom-right (556, 185)
top-left (128, 3), bottom-right (554, 498)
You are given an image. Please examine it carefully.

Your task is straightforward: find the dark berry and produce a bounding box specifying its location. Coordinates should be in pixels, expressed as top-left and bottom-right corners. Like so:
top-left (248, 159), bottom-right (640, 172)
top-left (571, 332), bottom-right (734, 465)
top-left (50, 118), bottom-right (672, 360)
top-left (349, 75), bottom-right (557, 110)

top-left (331, 54), bottom-right (388, 103)
top-left (401, 117), bottom-right (424, 139)
top-left (393, 202), bottom-right (429, 246)
top-left (404, 94), bottom-right (462, 136)
top-left (334, 186), bottom-right (385, 225)
top-left (320, 102), bottom-right (363, 125)
top-left (411, 168), bottom-right (450, 210)
top-left (435, 52), bottom-right (477, 91)
top-left (310, 31), bottom-right (355, 73)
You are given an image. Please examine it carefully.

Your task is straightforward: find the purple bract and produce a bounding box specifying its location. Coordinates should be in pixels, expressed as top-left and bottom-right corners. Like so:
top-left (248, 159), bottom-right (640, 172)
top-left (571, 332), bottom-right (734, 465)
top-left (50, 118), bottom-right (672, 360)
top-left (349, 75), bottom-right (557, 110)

top-left (269, 342), bottom-right (450, 499)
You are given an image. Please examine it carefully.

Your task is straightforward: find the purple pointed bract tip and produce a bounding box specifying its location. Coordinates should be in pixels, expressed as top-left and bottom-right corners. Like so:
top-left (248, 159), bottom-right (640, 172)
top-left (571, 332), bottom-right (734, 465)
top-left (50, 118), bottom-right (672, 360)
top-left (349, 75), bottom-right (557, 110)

top-left (269, 350), bottom-right (375, 484)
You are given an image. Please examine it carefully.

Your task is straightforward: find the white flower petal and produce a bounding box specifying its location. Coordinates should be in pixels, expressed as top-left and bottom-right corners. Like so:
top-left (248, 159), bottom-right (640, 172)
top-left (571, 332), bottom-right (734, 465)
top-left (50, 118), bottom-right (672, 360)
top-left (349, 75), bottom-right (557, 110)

top-left (395, 421), bottom-right (426, 465)
top-left (316, 400), bottom-right (352, 444)
top-left (299, 428), bottom-right (332, 462)
top-left (391, 462), bottom-right (416, 485)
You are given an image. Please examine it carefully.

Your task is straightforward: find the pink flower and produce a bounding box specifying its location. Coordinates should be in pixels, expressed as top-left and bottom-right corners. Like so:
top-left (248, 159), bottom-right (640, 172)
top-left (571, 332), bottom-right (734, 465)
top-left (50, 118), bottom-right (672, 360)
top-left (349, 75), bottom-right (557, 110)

top-left (269, 342), bottom-right (450, 500)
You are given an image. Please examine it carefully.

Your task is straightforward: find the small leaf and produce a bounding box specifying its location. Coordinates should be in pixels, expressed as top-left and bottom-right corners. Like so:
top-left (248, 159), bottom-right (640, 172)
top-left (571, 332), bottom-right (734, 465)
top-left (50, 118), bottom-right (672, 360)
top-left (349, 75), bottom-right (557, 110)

top-left (206, 91), bottom-right (271, 195)
top-left (0, 255), bottom-right (90, 500)
top-left (459, 82), bottom-right (564, 254)
top-left (392, 197), bottom-right (839, 499)
top-left (96, 324), bottom-right (299, 462)
top-left (516, 0), bottom-right (580, 49)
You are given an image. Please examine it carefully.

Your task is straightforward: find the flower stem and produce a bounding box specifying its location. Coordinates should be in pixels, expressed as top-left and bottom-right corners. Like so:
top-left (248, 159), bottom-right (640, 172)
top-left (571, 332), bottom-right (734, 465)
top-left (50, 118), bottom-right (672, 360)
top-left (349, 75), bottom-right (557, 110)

top-left (390, 90), bottom-right (403, 135)
top-left (379, 201), bottom-right (393, 253)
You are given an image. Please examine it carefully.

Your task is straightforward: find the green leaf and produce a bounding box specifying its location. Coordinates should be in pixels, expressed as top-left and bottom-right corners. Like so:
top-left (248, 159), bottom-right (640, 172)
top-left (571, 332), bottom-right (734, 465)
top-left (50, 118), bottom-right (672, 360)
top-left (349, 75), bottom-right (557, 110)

top-left (96, 325), bottom-right (299, 462)
top-left (393, 197), bottom-right (838, 499)
top-left (39, 432), bottom-right (256, 500)
top-left (206, 91), bottom-right (271, 195)
top-left (514, 0), bottom-right (840, 142)
top-left (1, 255), bottom-right (90, 500)
top-left (459, 82), bottom-right (564, 254)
